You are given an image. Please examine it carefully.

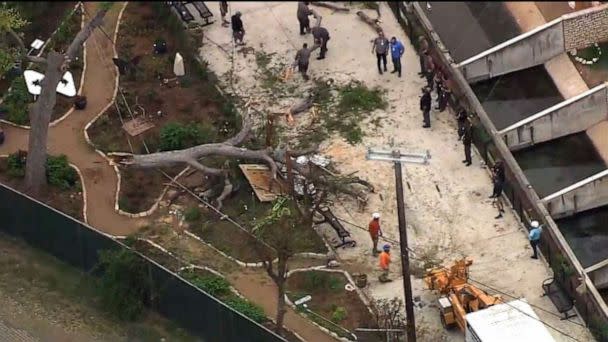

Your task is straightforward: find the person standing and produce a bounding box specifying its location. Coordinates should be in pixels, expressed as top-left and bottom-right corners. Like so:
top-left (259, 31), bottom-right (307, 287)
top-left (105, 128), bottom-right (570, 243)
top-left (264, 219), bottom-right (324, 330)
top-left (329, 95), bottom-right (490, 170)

top-left (231, 11), bottom-right (245, 45)
top-left (368, 213), bottom-right (382, 256)
top-left (529, 220), bottom-right (543, 259)
top-left (489, 160), bottom-right (505, 198)
top-left (297, 2), bottom-right (313, 35)
top-left (294, 43), bottom-right (319, 80)
top-left (417, 36), bottom-right (428, 78)
top-left (420, 86), bottom-right (432, 128)
top-left (311, 26), bottom-right (330, 60)
top-left (219, 1), bottom-right (230, 27)
top-left (423, 51), bottom-right (435, 90)
top-left (372, 32), bottom-right (389, 75)
top-left (457, 108), bottom-right (468, 140)
top-left (390, 36), bottom-right (405, 77)
top-left (379, 244), bottom-right (392, 283)
top-left (462, 120), bottom-right (472, 167)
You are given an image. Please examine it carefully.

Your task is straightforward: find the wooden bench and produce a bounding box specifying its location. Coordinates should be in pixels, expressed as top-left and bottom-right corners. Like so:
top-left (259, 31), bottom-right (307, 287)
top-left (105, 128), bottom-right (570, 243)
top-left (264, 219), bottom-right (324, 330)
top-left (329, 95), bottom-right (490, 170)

top-left (541, 277), bottom-right (576, 320)
top-left (190, 1), bottom-right (214, 26)
top-left (173, 2), bottom-right (195, 22)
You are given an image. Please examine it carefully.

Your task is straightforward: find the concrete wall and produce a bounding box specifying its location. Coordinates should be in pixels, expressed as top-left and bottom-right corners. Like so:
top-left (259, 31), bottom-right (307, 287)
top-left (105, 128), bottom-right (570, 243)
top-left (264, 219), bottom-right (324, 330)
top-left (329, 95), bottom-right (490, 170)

top-left (563, 4), bottom-right (608, 51)
top-left (500, 84), bottom-right (608, 151)
top-left (543, 170), bottom-right (608, 219)
top-left (459, 19), bottom-right (564, 83)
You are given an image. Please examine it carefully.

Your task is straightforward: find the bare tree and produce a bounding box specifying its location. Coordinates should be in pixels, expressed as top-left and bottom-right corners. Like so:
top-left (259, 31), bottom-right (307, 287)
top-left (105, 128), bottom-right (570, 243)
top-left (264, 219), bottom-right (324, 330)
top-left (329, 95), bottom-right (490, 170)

top-left (372, 297), bottom-right (407, 341)
top-left (2, 4), bottom-right (111, 194)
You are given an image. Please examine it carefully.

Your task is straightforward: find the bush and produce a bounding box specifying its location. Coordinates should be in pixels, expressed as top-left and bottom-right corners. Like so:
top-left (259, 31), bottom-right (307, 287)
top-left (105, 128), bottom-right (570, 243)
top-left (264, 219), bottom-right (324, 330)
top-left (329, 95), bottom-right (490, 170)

top-left (182, 271), bottom-right (231, 298)
top-left (331, 306), bottom-right (348, 323)
top-left (7, 150), bottom-right (27, 178)
top-left (225, 297), bottom-right (267, 323)
top-left (2, 76), bottom-right (31, 125)
top-left (96, 249), bottom-right (151, 321)
top-left (159, 122), bottom-right (215, 151)
top-left (184, 207), bottom-right (201, 222)
top-left (337, 82), bottom-right (387, 115)
top-left (46, 154), bottom-right (77, 189)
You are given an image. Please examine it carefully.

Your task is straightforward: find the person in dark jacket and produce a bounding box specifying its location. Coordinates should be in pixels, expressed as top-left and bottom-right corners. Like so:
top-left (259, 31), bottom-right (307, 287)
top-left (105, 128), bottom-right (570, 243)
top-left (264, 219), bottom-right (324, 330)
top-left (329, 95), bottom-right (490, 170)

top-left (423, 51), bottom-right (435, 90)
top-left (297, 2), bottom-right (313, 35)
top-left (489, 160), bottom-right (505, 198)
top-left (312, 26), bottom-right (330, 60)
top-left (418, 36), bottom-right (428, 78)
top-left (462, 120), bottom-right (472, 166)
top-left (231, 11), bottom-right (245, 45)
top-left (420, 87), bottom-right (432, 128)
top-left (457, 108), bottom-right (468, 140)
top-left (294, 43), bottom-right (319, 80)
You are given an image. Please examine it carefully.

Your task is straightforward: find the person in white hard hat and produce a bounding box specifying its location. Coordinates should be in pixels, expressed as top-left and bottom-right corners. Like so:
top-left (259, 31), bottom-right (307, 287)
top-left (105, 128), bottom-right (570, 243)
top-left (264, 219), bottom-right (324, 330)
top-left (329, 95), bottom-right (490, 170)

top-left (368, 212), bottom-right (383, 256)
top-left (528, 220), bottom-right (543, 259)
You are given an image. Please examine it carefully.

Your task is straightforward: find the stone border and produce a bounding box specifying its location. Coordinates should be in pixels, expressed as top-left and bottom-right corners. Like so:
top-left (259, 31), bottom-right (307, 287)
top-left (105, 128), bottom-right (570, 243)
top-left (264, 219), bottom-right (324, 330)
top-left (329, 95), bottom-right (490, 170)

top-left (184, 229), bottom-right (328, 268)
top-left (284, 267), bottom-right (375, 342)
top-left (0, 154), bottom-right (88, 223)
top-left (0, 2), bottom-right (86, 130)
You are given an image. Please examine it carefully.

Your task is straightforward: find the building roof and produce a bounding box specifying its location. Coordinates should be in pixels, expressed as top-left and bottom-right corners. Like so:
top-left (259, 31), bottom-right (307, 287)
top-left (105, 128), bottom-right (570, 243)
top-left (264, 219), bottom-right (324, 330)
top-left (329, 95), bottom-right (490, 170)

top-left (465, 299), bottom-right (556, 342)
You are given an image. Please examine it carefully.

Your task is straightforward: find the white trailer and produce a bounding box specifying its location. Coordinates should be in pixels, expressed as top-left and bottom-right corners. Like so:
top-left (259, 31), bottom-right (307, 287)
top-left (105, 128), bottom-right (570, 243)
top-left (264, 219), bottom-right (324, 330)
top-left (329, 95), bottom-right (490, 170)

top-left (465, 299), bottom-right (557, 342)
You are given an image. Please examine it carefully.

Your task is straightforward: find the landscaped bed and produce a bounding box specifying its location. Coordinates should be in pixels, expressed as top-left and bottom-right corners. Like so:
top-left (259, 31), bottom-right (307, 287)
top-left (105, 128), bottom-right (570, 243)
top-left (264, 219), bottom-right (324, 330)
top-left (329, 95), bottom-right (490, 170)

top-left (87, 2), bottom-right (239, 213)
top-left (180, 267), bottom-right (302, 342)
top-left (177, 173), bottom-right (328, 263)
top-left (286, 270), bottom-right (376, 340)
top-left (0, 3), bottom-right (84, 126)
top-left (569, 42), bottom-right (608, 88)
top-left (0, 152), bottom-right (83, 220)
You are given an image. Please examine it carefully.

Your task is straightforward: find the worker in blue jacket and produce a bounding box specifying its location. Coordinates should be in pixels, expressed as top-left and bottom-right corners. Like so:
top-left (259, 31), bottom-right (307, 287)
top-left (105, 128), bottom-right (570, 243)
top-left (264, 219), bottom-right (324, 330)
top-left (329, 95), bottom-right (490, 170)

top-left (529, 220), bottom-right (543, 259)
top-left (390, 37), bottom-right (405, 78)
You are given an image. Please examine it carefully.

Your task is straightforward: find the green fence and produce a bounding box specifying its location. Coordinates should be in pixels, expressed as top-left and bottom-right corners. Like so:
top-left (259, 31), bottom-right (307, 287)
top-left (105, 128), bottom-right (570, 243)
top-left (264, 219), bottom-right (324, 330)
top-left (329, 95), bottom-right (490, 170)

top-left (0, 183), bottom-right (286, 342)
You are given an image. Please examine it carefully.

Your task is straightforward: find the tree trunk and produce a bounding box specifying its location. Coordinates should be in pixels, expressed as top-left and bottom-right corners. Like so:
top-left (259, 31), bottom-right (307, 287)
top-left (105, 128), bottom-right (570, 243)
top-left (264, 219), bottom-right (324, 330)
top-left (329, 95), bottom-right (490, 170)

top-left (24, 52), bottom-right (64, 194)
top-left (23, 6), bottom-right (109, 194)
top-left (275, 254), bottom-right (288, 336)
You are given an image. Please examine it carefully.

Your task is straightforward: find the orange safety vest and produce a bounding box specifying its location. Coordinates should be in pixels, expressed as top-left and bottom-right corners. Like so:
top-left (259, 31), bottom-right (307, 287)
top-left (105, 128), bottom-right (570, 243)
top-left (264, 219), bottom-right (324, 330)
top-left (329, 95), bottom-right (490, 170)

top-left (379, 251), bottom-right (390, 270)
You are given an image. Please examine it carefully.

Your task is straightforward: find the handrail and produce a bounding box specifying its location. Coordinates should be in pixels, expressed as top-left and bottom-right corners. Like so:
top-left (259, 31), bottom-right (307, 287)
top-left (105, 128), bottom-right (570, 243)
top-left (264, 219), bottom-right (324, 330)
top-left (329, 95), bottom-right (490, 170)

top-left (456, 17), bottom-right (563, 67)
top-left (542, 169), bottom-right (608, 202)
top-left (498, 83), bottom-right (608, 135)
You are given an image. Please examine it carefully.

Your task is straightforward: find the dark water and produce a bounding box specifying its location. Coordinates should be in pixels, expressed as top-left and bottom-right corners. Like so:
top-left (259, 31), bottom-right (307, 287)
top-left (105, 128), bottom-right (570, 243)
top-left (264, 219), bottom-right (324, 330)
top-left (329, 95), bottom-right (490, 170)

top-left (423, 2), bottom-right (521, 62)
top-left (556, 206), bottom-right (608, 268)
top-left (513, 133), bottom-right (606, 198)
top-left (472, 66), bottom-right (563, 130)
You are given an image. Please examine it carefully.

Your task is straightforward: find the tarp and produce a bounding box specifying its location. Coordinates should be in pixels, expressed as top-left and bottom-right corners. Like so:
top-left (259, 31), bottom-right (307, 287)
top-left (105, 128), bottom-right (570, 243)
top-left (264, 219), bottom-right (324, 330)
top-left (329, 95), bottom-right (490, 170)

top-left (174, 52), bottom-right (185, 77)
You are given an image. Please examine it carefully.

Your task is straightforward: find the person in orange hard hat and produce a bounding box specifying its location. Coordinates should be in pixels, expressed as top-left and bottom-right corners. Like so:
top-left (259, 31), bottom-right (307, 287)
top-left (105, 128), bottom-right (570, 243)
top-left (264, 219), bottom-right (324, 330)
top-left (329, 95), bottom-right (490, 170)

top-left (379, 244), bottom-right (392, 283)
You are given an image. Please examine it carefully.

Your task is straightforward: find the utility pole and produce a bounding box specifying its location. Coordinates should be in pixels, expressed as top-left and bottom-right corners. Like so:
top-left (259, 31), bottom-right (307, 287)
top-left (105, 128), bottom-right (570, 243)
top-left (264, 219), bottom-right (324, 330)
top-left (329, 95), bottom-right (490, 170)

top-left (366, 147), bottom-right (431, 342)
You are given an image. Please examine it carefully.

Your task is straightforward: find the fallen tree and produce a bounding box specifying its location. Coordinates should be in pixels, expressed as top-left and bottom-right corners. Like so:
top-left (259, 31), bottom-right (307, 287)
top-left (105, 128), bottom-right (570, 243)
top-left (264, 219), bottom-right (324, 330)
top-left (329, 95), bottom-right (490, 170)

top-left (310, 2), bottom-right (350, 12)
top-left (357, 10), bottom-right (383, 33)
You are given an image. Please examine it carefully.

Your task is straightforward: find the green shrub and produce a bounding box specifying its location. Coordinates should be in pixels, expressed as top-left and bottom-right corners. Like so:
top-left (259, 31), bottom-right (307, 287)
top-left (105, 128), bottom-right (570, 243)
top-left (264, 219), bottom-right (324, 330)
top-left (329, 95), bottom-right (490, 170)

top-left (3, 76), bottom-right (31, 125)
top-left (225, 297), bottom-right (267, 323)
top-left (96, 249), bottom-right (151, 321)
top-left (46, 154), bottom-right (77, 190)
top-left (184, 207), bottom-right (201, 222)
top-left (159, 122), bottom-right (215, 151)
top-left (183, 271), bottom-right (231, 298)
top-left (7, 150), bottom-right (27, 178)
top-left (337, 82), bottom-right (387, 114)
top-left (331, 306), bottom-right (348, 323)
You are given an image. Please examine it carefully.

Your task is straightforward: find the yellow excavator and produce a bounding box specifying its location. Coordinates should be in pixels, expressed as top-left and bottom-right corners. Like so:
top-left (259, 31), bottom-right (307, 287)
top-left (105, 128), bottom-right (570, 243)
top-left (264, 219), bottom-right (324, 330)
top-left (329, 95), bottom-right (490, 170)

top-left (424, 257), bottom-right (502, 331)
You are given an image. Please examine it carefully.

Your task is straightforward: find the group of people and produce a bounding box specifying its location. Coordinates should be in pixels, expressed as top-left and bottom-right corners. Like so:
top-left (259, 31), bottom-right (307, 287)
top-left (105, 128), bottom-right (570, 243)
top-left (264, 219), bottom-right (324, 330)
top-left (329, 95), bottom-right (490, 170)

top-left (371, 31), bottom-right (405, 77)
top-left (293, 2), bottom-right (331, 80)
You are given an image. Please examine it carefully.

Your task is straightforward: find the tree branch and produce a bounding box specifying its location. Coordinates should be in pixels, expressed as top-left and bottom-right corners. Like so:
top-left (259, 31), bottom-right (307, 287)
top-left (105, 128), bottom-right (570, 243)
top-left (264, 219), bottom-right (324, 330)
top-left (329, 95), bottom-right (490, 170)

top-left (66, 7), bottom-right (109, 61)
top-left (8, 28), bottom-right (26, 52)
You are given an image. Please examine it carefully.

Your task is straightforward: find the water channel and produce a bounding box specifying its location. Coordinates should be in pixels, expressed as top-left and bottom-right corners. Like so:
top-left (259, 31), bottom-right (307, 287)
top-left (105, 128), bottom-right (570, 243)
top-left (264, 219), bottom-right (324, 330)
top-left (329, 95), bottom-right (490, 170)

top-left (423, 2), bottom-right (608, 270)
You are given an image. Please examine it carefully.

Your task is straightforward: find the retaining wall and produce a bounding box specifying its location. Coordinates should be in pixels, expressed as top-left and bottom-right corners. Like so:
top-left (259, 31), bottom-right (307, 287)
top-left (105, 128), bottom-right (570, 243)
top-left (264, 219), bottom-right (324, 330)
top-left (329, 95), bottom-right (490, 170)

top-left (500, 83), bottom-right (608, 151)
top-left (543, 170), bottom-right (608, 219)
top-left (563, 3), bottom-right (608, 50)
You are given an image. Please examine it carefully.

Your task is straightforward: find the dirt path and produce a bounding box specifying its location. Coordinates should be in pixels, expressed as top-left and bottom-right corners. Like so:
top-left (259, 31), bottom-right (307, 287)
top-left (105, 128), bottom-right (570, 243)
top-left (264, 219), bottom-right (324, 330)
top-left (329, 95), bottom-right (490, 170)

top-left (0, 2), bottom-right (144, 235)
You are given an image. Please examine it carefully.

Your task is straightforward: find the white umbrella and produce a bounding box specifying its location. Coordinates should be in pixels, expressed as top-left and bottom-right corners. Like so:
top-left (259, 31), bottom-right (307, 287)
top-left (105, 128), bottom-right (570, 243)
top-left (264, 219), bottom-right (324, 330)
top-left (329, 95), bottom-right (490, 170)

top-left (173, 52), bottom-right (185, 77)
